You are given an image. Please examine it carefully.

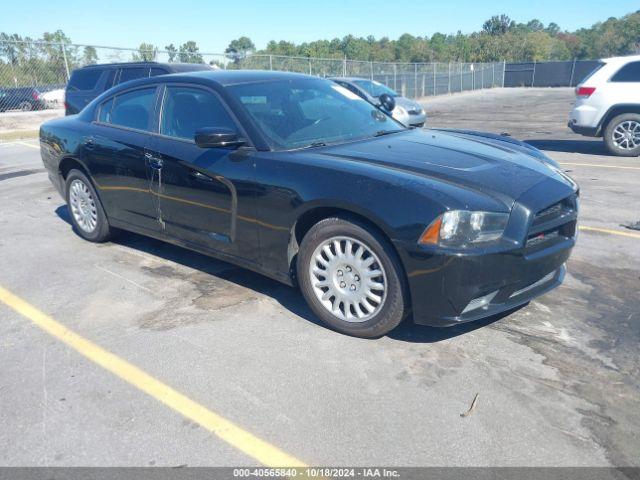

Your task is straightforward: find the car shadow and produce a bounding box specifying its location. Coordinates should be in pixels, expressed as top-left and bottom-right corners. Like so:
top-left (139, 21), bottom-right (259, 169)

top-left (526, 138), bottom-right (610, 156)
top-left (55, 204), bottom-right (518, 343)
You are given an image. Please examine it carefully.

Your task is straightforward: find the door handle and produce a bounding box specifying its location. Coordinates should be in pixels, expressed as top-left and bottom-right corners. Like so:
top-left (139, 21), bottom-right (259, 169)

top-left (83, 137), bottom-right (95, 150)
top-left (145, 152), bottom-right (163, 170)
top-left (190, 170), bottom-right (213, 182)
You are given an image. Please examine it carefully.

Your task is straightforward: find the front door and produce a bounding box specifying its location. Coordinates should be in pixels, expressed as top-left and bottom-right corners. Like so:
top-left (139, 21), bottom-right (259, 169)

top-left (146, 85), bottom-right (259, 261)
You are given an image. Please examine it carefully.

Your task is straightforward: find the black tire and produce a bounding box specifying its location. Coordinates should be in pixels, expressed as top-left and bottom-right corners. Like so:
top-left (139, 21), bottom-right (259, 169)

top-left (65, 169), bottom-right (112, 242)
top-left (19, 101), bottom-right (32, 112)
top-left (297, 216), bottom-right (409, 338)
top-left (603, 113), bottom-right (640, 157)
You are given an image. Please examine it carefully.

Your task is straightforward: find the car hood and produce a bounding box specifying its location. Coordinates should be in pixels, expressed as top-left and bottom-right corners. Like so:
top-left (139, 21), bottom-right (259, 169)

top-left (313, 129), bottom-right (574, 205)
top-left (394, 96), bottom-right (422, 111)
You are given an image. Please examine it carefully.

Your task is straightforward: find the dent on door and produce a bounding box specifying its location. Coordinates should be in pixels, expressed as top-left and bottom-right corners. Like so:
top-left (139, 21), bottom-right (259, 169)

top-left (147, 141), bottom-right (245, 252)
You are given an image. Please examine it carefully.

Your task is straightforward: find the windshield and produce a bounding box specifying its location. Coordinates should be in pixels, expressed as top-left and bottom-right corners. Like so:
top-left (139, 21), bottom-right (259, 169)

top-left (353, 79), bottom-right (398, 97)
top-left (228, 78), bottom-right (405, 150)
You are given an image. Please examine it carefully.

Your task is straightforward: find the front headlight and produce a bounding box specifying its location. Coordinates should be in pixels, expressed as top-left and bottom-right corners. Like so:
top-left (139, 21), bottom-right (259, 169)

top-left (419, 210), bottom-right (510, 247)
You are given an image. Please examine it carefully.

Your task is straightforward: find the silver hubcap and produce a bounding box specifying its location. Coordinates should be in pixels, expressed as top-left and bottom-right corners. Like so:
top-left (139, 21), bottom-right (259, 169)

top-left (69, 179), bottom-right (98, 233)
top-left (309, 236), bottom-right (387, 322)
top-left (612, 121), bottom-right (640, 150)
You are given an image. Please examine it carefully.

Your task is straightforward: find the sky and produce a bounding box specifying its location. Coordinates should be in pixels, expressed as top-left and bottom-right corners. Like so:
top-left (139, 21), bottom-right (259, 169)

top-left (1, 0), bottom-right (638, 53)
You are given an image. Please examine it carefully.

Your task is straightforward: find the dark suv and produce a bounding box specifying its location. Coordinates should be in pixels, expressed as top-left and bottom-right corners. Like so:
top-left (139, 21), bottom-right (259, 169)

top-left (0, 87), bottom-right (46, 112)
top-left (65, 62), bottom-right (212, 115)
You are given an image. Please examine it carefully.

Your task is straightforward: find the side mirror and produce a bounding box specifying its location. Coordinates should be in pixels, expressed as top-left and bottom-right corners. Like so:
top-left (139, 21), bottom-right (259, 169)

top-left (378, 93), bottom-right (396, 113)
top-left (195, 127), bottom-right (245, 148)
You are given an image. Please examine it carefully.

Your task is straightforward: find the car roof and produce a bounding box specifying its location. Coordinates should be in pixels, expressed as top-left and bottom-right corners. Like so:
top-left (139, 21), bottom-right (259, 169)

top-left (601, 54), bottom-right (640, 64)
top-left (116, 69), bottom-right (321, 88)
top-left (79, 62), bottom-right (211, 72)
top-left (328, 77), bottom-right (371, 83)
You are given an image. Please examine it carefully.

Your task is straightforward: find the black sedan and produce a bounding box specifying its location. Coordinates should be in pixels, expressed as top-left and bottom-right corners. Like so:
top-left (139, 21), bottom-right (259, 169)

top-left (39, 70), bottom-right (579, 338)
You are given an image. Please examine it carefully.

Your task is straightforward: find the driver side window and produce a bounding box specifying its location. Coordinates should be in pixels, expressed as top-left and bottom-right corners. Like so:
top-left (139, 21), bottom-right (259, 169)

top-left (160, 86), bottom-right (236, 141)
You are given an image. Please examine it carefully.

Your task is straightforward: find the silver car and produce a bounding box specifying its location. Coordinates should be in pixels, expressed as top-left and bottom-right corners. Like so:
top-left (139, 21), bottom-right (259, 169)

top-left (330, 77), bottom-right (427, 127)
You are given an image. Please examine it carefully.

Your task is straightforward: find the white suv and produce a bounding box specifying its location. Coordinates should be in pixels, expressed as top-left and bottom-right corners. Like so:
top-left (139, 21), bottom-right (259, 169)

top-left (568, 55), bottom-right (640, 157)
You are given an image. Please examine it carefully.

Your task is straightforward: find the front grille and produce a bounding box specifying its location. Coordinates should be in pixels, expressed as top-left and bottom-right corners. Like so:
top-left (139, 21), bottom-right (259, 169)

top-left (525, 195), bottom-right (578, 252)
top-left (407, 108), bottom-right (422, 115)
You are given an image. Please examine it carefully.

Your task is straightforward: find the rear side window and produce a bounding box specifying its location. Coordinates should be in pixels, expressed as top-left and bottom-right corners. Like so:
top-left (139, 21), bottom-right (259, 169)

top-left (160, 86), bottom-right (236, 140)
top-left (68, 69), bottom-right (102, 91)
top-left (98, 97), bottom-right (114, 123)
top-left (99, 88), bottom-right (156, 131)
top-left (579, 63), bottom-right (604, 84)
top-left (150, 68), bottom-right (168, 77)
top-left (118, 67), bottom-right (150, 84)
top-left (611, 62), bottom-right (640, 82)
top-left (104, 69), bottom-right (117, 90)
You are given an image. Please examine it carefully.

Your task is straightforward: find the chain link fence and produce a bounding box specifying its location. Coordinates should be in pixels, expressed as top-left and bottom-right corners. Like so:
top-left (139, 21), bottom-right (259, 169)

top-left (503, 60), bottom-right (602, 87)
top-left (239, 54), bottom-right (505, 98)
top-left (0, 40), bottom-right (507, 113)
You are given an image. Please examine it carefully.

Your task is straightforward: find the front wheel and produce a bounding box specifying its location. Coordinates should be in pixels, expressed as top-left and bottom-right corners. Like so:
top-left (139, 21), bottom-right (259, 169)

top-left (604, 113), bottom-right (640, 157)
top-left (297, 216), bottom-right (409, 338)
top-left (65, 169), bottom-right (112, 242)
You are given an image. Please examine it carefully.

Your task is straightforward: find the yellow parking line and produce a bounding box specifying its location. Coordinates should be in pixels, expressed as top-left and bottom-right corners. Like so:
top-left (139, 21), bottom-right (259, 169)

top-left (0, 285), bottom-right (306, 468)
top-left (17, 141), bottom-right (39, 150)
top-left (559, 162), bottom-right (640, 171)
top-left (579, 225), bottom-right (640, 239)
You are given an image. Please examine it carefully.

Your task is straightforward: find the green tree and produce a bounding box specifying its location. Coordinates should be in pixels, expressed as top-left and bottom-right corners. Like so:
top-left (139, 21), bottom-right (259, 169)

top-left (225, 37), bottom-right (256, 64)
top-left (482, 15), bottom-right (515, 36)
top-left (40, 30), bottom-right (77, 80)
top-left (82, 46), bottom-right (98, 65)
top-left (165, 43), bottom-right (177, 62)
top-left (546, 22), bottom-right (561, 36)
top-left (132, 42), bottom-right (157, 62)
top-left (526, 19), bottom-right (545, 32)
top-left (0, 32), bottom-right (22, 64)
top-left (178, 41), bottom-right (203, 63)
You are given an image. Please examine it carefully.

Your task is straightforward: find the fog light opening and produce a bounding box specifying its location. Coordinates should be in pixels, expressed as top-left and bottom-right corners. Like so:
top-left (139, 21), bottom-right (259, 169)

top-left (461, 290), bottom-right (499, 315)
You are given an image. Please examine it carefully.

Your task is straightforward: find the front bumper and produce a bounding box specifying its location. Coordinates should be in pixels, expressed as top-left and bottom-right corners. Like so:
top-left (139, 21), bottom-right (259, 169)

top-left (398, 240), bottom-right (573, 327)
top-left (396, 185), bottom-right (578, 327)
top-left (394, 111), bottom-right (427, 128)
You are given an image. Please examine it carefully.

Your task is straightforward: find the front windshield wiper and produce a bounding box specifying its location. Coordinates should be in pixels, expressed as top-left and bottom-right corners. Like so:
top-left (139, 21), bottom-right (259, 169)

top-left (374, 129), bottom-right (403, 137)
top-left (298, 141), bottom-right (327, 150)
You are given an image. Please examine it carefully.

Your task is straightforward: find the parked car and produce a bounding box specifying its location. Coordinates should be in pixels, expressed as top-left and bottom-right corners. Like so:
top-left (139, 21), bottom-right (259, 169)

top-left (0, 86), bottom-right (46, 112)
top-left (568, 55), bottom-right (640, 156)
top-left (65, 61), bottom-right (213, 115)
top-left (40, 71), bottom-right (578, 338)
top-left (330, 77), bottom-right (427, 127)
top-left (41, 88), bottom-right (65, 109)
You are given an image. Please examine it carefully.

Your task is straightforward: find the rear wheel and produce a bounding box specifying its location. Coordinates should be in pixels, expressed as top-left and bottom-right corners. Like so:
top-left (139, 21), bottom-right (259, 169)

top-left (603, 113), bottom-right (640, 157)
top-left (65, 169), bottom-right (112, 242)
top-left (297, 216), bottom-right (408, 338)
top-left (19, 101), bottom-right (32, 111)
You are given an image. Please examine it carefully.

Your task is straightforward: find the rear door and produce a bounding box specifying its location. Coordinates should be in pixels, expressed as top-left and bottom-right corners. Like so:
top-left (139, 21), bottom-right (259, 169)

top-left (145, 84), bottom-right (259, 260)
top-left (84, 85), bottom-right (163, 233)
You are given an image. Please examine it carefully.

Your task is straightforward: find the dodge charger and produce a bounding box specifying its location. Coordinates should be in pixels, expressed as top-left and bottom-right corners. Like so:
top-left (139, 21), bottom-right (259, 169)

top-left (39, 71), bottom-right (579, 338)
